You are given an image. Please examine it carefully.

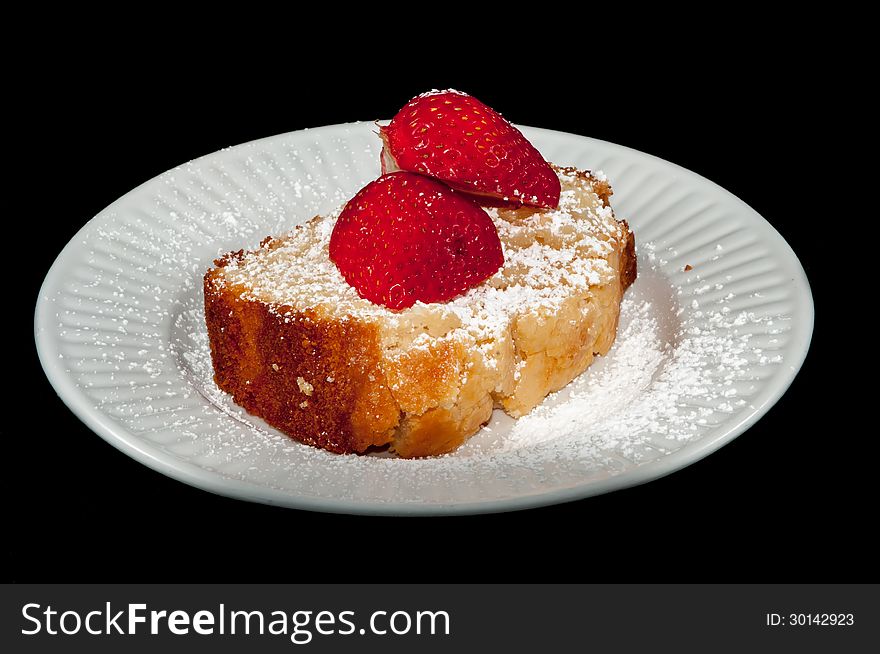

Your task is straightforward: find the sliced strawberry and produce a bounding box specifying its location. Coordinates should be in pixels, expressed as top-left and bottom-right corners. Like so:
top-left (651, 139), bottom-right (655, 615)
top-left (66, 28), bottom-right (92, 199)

top-left (329, 172), bottom-right (504, 310)
top-left (380, 90), bottom-right (561, 209)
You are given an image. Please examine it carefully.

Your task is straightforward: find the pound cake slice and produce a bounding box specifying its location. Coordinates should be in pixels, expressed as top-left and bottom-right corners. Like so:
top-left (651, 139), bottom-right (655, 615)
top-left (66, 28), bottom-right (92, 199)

top-left (204, 165), bottom-right (636, 458)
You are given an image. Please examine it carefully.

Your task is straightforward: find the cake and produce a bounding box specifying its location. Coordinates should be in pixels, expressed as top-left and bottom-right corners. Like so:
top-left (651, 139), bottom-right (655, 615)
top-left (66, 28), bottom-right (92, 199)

top-left (204, 165), bottom-right (636, 457)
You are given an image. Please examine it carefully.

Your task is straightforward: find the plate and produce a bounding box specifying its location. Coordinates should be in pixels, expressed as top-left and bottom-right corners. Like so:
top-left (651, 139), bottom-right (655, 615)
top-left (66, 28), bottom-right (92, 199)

top-left (35, 123), bottom-right (813, 515)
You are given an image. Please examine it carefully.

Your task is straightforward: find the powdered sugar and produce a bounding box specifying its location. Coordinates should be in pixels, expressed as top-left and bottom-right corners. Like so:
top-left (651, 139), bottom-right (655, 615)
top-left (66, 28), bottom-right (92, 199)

top-left (500, 292), bottom-right (763, 457)
top-left (178, 236), bottom-right (783, 466)
top-left (213, 168), bottom-right (624, 372)
top-left (41, 122), bottom-right (805, 510)
top-left (446, 241), bottom-right (784, 461)
top-left (216, 168), bottom-right (619, 318)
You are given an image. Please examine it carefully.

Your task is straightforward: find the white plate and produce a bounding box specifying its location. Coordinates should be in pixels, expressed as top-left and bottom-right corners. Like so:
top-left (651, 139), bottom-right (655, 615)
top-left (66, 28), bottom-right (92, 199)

top-left (35, 123), bottom-right (813, 515)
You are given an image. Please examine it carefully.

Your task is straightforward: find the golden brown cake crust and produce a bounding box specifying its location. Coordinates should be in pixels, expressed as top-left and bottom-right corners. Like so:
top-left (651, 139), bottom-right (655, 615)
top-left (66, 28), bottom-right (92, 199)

top-left (204, 269), bottom-right (401, 454)
top-left (620, 220), bottom-right (637, 291)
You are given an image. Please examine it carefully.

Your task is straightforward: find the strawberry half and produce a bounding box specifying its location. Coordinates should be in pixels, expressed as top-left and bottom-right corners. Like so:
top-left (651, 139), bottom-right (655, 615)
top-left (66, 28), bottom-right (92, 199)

top-left (329, 172), bottom-right (504, 310)
top-left (380, 90), bottom-right (561, 209)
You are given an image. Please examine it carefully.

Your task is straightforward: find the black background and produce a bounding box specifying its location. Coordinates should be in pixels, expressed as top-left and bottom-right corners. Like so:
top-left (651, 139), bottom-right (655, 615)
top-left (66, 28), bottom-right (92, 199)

top-left (7, 34), bottom-right (865, 582)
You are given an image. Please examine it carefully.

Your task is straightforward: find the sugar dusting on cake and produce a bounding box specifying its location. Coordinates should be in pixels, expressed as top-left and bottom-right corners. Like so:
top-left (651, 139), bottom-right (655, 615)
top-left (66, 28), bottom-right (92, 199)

top-left (216, 167), bottom-right (623, 332)
top-left (214, 167), bottom-right (623, 368)
top-left (182, 237), bottom-right (786, 465)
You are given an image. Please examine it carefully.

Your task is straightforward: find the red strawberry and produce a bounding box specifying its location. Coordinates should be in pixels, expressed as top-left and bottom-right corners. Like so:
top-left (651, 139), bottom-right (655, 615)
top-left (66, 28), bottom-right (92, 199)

top-left (380, 90), bottom-right (561, 209)
top-left (329, 172), bottom-right (504, 310)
